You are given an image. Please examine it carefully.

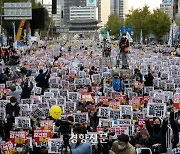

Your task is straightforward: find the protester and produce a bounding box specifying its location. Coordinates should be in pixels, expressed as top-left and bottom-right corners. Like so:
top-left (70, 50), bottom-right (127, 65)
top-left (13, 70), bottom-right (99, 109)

top-left (119, 33), bottom-right (129, 69)
top-left (110, 134), bottom-right (136, 154)
top-left (20, 78), bottom-right (34, 99)
top-left (9, 84), bottom-right (22, 103)
top-left (144, 69), bottom-right (154, 87)
top-left (112, 73), bottom-right (124, 92)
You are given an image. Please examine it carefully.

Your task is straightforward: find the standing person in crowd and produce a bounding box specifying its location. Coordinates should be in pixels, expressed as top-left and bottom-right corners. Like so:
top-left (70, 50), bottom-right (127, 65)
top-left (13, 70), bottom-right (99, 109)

top-left (110, 134), bottom-right (136, 154)
top-left (145, 115), bottom-right (168, 154)
top-left (35, 68), bottom-right (48, 95)
top-left (112, 73), bottom-right (124, 92)
top-left (9, 84), bottom-right (22, 103)
top-left (170, 106), bottom-right (180, 149)
top-left (133, 68), bottom-right (143, 83)
top-left (5, 96), bottom-right (20, 139)
top-left (144, 69), bottom-right (154, 87)
top-left (119, 33), bottom-right (129, 69)
top-left (20, 77), bottom-right (34, 99)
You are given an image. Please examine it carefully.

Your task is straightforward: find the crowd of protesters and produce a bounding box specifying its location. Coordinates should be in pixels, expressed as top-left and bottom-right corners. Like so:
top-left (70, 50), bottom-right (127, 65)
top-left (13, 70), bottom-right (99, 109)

top-left (0, 34), bottom-right (179, 154)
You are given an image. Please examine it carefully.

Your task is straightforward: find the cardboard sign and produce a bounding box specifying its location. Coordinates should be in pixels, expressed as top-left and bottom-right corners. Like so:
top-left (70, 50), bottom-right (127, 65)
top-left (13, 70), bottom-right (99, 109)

top-left (33, 130), bottom-right (52, 143)
top-left (15, 117), bottom-right (31, 129)
top-left (73, 112), bottom-right (88, 124)
top-left (48, 139), bottom-right (63, 153)
top-left (10, 131), bottom-right (27, 144)
top-left (0, 141), bottom-right (16, 154)
top-left (40, 120), bottom-right (54, 130)
top-left (147, 103), bottom-right (166, 118)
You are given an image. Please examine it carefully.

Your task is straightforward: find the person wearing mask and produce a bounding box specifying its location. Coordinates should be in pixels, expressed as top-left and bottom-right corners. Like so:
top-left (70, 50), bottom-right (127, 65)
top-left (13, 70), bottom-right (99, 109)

top-left (144, 70), bottom-right (154, 87)
top-left (35, 68), bottom-right (48, 95)
top-left (5, 96), bottom-right (20, 139)
top-left (119, 33), bottom-right (129, 69)
top-left (170, 106), bottom-right (180, 149)
top-left (145, 116), bottom-right (168, 154)
top-left (9, 84), bottom-right (22, 103)
top-left (20, 78), bottom-right (34, 99)
top-left (110, 134), bottom-right (136, 154)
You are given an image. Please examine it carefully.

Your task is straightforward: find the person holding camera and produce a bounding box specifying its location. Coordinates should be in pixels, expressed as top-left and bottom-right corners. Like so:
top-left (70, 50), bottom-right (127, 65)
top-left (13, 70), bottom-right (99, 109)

top-left (20, 77), bottom-right (33, 99)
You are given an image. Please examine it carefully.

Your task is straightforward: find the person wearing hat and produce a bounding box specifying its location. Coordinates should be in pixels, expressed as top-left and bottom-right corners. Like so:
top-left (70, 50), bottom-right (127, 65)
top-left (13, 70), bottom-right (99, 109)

top-left (119, 33), bottom-right (129, 69)
top-left (110, 134), bottom-right (136, 154)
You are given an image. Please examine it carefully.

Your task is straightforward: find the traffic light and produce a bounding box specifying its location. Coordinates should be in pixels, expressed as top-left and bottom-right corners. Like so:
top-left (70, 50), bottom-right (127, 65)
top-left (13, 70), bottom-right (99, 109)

top-left (52, 0), bottom-right (57, 14)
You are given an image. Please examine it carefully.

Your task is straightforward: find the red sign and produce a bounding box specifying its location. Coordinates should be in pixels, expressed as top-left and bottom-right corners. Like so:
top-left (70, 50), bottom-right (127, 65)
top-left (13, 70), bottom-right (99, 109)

top-left (40, 120), bottom-right (54, 130)
top-left (10, 131), bottom-right (27, 145)
top-left (173, 95), bottom-right (180, 109)
top-left (33, 130), bottom-right (51, 143)
top-left (0, 141), bottom-right (16, 154)
top-left (138, 118), bottom-right (145, 128)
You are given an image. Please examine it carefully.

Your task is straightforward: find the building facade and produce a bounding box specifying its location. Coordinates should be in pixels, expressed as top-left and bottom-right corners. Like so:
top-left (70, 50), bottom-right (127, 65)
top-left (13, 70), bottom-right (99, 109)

top-left (43, 4), bottom-right (61, 32)
top-left (70, 6), bottom-right (98, 21)
top-left (110, 0), bottom-right (128, 19)
top-left (160, 0), bottom-right (173, 19)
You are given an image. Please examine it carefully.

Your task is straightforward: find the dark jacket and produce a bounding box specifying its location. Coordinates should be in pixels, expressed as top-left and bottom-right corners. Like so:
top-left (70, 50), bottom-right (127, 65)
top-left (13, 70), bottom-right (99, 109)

top-left (144, 73), bottom-right (154, 86)
top-left (119, 37), bottom-right (129, 52)
top-left (5, 103), bottom-right (20, 124)
top-left (170, 111), bottom-right (180, 149)
top-left (35, 70), bottom-right (48, 88)
top-left (21, 82), bottom-right (33, 99)
top-left (145, 119), bottom-right (168, 153)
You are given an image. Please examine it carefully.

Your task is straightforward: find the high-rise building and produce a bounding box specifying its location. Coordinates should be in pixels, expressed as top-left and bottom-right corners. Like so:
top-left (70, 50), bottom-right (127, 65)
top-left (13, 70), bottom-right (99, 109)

top-left (43, 3), bottom-right (61, 32)
top-left (110, 0), bottom-right (128, 19)
top-left (160, 0), bottom-right (173, 19)
top-left (59, 0), bottom-right (102, 27)
top-left (70, 6), bottom-right (98, 21)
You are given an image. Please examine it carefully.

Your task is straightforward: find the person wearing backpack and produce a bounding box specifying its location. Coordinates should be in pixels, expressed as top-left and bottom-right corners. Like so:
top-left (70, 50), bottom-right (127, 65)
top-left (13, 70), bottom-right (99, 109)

top-left (112, 73), bottom-right (124, 92)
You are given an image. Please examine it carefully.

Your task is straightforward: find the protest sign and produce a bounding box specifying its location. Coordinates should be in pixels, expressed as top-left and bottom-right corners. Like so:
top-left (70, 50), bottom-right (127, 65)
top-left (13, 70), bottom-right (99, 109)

top-left (31, 108), bottom-right (44, 118)
top-left (82, 94), bottom-right (93, 102)
top-left (133, 112), bottom-right (145, 120)
top-left (138, 118), bottom-right (145, 128)
top-left (68, 92), bottom-right (79, 101)
top-left (83, 78), bottom-right (92, 86)
top-left (0, 108), bottom-right (5, 120)
top-left (59, 89), bottom-right (68, 98)
top-left (47, 98), bottom-right (57, 107)
top-left (21, 99), bottom-right (32, 104)
top-left (15, 117), bottom-right (31, 129)
top-left (50, 89), bottom-right (60, 98)
top-left (10, 131), bottom-right (27, 144)
top-left (120, 105), bottom-right (133, 119)
top-left (0, 141), bottom-right (16, 154)
top-left (21, 109), bottom-right (32, 117)
top-left (98, 107), bottom-right (110, 118)
top-left (64, 101), bottom-right (76, 113)
top-left (69, 84), bottom-right (77, 91)
top-left (73, 112), bottom-right (88, 124)
top-left (0, 100), bottom-right (10, 109)
top-left (6, 81), bottom-right (13, 88)
top-left (110, 109), bottom-right (121, 119)
top-left (35, 87), bottom-right (42, 95)
top-left (40, 120), bottom-right (54, 130)
top-left (98, 119), bottom-right (113, 127)
top-left (33, 130), bottom-right (52, 143)
top-left (48, 139), bottom-right (63, 153)
top-left (92, 74), bottom-right (101, 84)
top-left (74, 78), bottom-right (83, 85)
top-left (19, 104), bottom-right (29, 111)
top-left (112, 119), bottom-right (132, 126)
top-left (147, 103), bottom-right (166, 117)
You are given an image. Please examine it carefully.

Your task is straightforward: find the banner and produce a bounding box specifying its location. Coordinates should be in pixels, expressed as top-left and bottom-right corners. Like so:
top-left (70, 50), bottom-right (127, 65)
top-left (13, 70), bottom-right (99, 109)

top-left (33, 130), bottom-right (52, 143)
top-left (10, 131), bottom-right (27, 144)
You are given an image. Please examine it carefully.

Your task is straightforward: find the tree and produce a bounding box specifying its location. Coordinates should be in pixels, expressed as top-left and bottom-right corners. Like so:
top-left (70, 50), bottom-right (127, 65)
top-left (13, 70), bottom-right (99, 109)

top-left (146, 9), bottom-right (170, 40)
top-left (2, 0), bottom-right (50, 36)
top-left (125, 5), bottom-right (151, 41)
top-left (105, 14), bottom-right (124, 36)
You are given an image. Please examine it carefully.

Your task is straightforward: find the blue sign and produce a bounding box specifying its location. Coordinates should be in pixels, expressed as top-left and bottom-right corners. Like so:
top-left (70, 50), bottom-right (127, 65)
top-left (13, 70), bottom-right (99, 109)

top-left (120, 26), bottom-right (133, 36)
